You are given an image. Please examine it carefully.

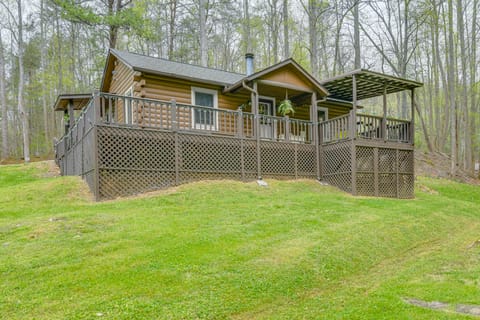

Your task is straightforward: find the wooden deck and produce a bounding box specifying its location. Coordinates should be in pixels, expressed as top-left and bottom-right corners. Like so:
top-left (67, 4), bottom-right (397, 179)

top-left (55, 93), bottom-right (414, 200)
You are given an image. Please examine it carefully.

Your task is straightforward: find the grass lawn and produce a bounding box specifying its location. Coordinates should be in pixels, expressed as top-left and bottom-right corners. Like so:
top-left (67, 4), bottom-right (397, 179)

top-left (1, 162), bottom-right (480, 319)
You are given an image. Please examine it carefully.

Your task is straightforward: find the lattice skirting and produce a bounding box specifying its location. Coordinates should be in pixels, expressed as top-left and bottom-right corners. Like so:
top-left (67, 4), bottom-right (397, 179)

top-left (96, 126), bottom-right (317, 199)
top-left (321, 141), bottom-right (414, 198)
top-left (55, 125), bottom-right (415, 200)
top-left (355, 145), bottom-right (414, 198)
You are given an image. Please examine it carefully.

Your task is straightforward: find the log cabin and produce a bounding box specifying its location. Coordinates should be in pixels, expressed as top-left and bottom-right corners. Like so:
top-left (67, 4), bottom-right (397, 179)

top-left (54, 49), bottom-right (422, 200)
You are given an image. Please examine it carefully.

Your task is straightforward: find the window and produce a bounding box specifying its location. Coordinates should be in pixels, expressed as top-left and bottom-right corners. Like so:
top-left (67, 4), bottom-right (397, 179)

top-left (124, 87), bottom-right (133, 124)
top-left (318, 107), bottom-right (328, 122)
top-left (191, 87), bottom-right (218, 130)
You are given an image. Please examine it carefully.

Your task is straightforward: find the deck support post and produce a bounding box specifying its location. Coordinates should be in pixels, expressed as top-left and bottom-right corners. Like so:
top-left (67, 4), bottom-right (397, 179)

top-left (68, 99), bottom-right (75, 129)
top-left (253, 81), bottom-right (261, 179)
top-left (351, 75), bottom-right (357, 195)
top-left (237, 107), bottom-right (245, 180)
top-left (93, 91), bottom-right (101, 201)
top-left (382, 85), bottom-right (387, 141)
top-left (172, 99), bottom-right (180, 185)
top-left (311, 92), bottom-right (321, 180)
top-left (171, 99), bottom-right (178, 130)
top-left (285, 115), bottom-right (290, 142)
top-left (410, 88), bottom-right (415, 144)
top-left (374, 147), bottom-right (379, 196)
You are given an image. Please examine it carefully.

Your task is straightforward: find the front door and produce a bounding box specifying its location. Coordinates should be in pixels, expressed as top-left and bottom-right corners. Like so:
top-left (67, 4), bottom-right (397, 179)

top-left (258, 97), bottom-right (275, 139)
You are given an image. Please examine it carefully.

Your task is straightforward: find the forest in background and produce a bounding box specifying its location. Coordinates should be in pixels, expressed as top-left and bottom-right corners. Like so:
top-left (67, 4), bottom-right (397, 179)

top-left (0, 0), bottom-right (478, 175)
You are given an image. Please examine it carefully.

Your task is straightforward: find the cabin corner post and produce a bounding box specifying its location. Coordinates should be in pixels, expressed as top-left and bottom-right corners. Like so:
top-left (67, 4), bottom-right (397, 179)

top-left (410, 88), bottom-right (415, 145)
top-left (351, 74), bottom-right (357, 195)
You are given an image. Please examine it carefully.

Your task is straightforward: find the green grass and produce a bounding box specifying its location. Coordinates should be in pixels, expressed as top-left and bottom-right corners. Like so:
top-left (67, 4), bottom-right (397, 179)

top-left (1, 162), bottom-right (480, 319)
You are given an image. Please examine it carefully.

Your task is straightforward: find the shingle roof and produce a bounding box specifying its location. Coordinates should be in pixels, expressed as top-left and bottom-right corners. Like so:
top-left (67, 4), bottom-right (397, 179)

top-left (111, 49), bottom-right (245, 86)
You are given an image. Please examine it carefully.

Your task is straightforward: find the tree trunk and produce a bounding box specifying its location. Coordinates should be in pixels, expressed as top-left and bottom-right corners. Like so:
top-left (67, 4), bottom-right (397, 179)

top-left (40, 0), bottom-right (49, 149)
top-left (283, 0), bottom-right (289, 59)
top-left (199, 0), bottom-right (208, 66)
top-left (447, 0), bottom-right (456, 175)
top-left (456, 0), bottom-right (470, 170)
top-left (243, 0), bottom-right (251, 54)
top-left (470, 0), bottom-right (478, 174)
top-left (308, 0), bottom-right (318, 77)
top-left (353, 0), bottom-right (360, 69)
top-left (168, 0), bottom-right (178, 60)
top-left (0, 32), bottom-right (7, 160)
top-left (17, 0), bottom-right (30, 163)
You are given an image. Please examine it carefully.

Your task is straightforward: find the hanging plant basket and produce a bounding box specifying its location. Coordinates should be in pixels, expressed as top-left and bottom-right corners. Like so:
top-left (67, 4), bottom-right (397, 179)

top-left (278, 99), bottom-right (295, 116)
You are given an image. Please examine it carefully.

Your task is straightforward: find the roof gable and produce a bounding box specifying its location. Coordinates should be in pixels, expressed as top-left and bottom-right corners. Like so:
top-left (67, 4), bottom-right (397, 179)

top-left (224, 59), bottom-right (329, 96)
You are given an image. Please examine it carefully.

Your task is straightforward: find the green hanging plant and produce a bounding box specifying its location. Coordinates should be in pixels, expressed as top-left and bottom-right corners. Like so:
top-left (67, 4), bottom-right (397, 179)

top-left (278, 89), bottom-right (295, 116)
top-left (278, 99), bottom-right (295, 116)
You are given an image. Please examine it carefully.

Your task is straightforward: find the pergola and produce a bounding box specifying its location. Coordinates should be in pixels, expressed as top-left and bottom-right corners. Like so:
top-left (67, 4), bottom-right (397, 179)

top-left (320, 69), bottom-right (423, 139)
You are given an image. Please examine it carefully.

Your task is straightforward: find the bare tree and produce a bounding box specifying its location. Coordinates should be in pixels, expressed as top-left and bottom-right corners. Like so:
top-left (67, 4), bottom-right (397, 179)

top-left (283, 0), bottom-right (289, 58)
top-left (470, 0), bottom-right (478, 174)
top-left (243, 0), bottom-right (251, 55)
top-left (353, 0), bottom-right (360, 68)
top-left (447, 0), bottom-right (456, 174)
top-left (0, 30), bottom-right (7, 160)
top-left (40, 0), bottom-right (49, 148)
top-left (199, 0), bottom-right (207, 66)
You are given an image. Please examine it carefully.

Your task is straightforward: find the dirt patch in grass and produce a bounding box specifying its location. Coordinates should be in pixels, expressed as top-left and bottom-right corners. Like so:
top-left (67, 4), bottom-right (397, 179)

top-left (33, 160), bottom-right (60, 178)
top-left (404, 298), bottom-right (480, 317)
top-left (415, 151), bottom-right (480, 185)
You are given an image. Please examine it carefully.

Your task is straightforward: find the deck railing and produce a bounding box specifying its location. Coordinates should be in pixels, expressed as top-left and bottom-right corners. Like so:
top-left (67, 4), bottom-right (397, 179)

top-left (356, 113), bottom-right (411, 143)
top-left (96, 93), bottom-right (314, 143)
top-left (319, 113), bottom-right (351, 143)
top-left (56, 93), bottom-right (413, 150)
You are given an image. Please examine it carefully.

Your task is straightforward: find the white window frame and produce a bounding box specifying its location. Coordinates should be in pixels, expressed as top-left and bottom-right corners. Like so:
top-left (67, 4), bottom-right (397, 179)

top-left (317, 107), bottom-right (329, 122)
top-left (124, 87), bottom-right (133, 125)
top-left (191, 87), bottom-right (218, 130)
top-left (258, 96), bottom-right (276, 117)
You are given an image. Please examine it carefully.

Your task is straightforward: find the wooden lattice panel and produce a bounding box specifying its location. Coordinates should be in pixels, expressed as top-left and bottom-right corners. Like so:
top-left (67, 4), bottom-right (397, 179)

top-left (378, 148), bottom-right (397, 173)
top-left (243, 140), bottom-right (258, 179)
top-left (356, 173), bottom-right (375, 196)
top-left (179, 134), bottom-right (243, 182)
top-left (98, 126), bottom-right (176, 170)
top-left (99, 168), bottom-right (176, 199)
top-left (322, 140), bottom-right (353, 193)
top-left (398, 150), bottom-right (414, 173)
top-left (323, 141), bottom-right (352, 174)
top-left (398, 174), bottom-right (414, 198)
top-left (297, 144), bottom-right (317, 178)
top-left (260, 141), bottom-right (296, 178)
top-left (379, 173), bottom-right (398, 197)
top-left (356, 147), bottom-right (374, 172)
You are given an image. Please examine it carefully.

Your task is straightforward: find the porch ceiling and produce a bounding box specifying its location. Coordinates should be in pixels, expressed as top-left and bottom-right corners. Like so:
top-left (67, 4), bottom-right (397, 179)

top-left (54, 94), bottom-right (92, 111)
top-left (320, 69), bottom-right (423, 101)
top-left (257, 82), bottom-right (308, 102)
